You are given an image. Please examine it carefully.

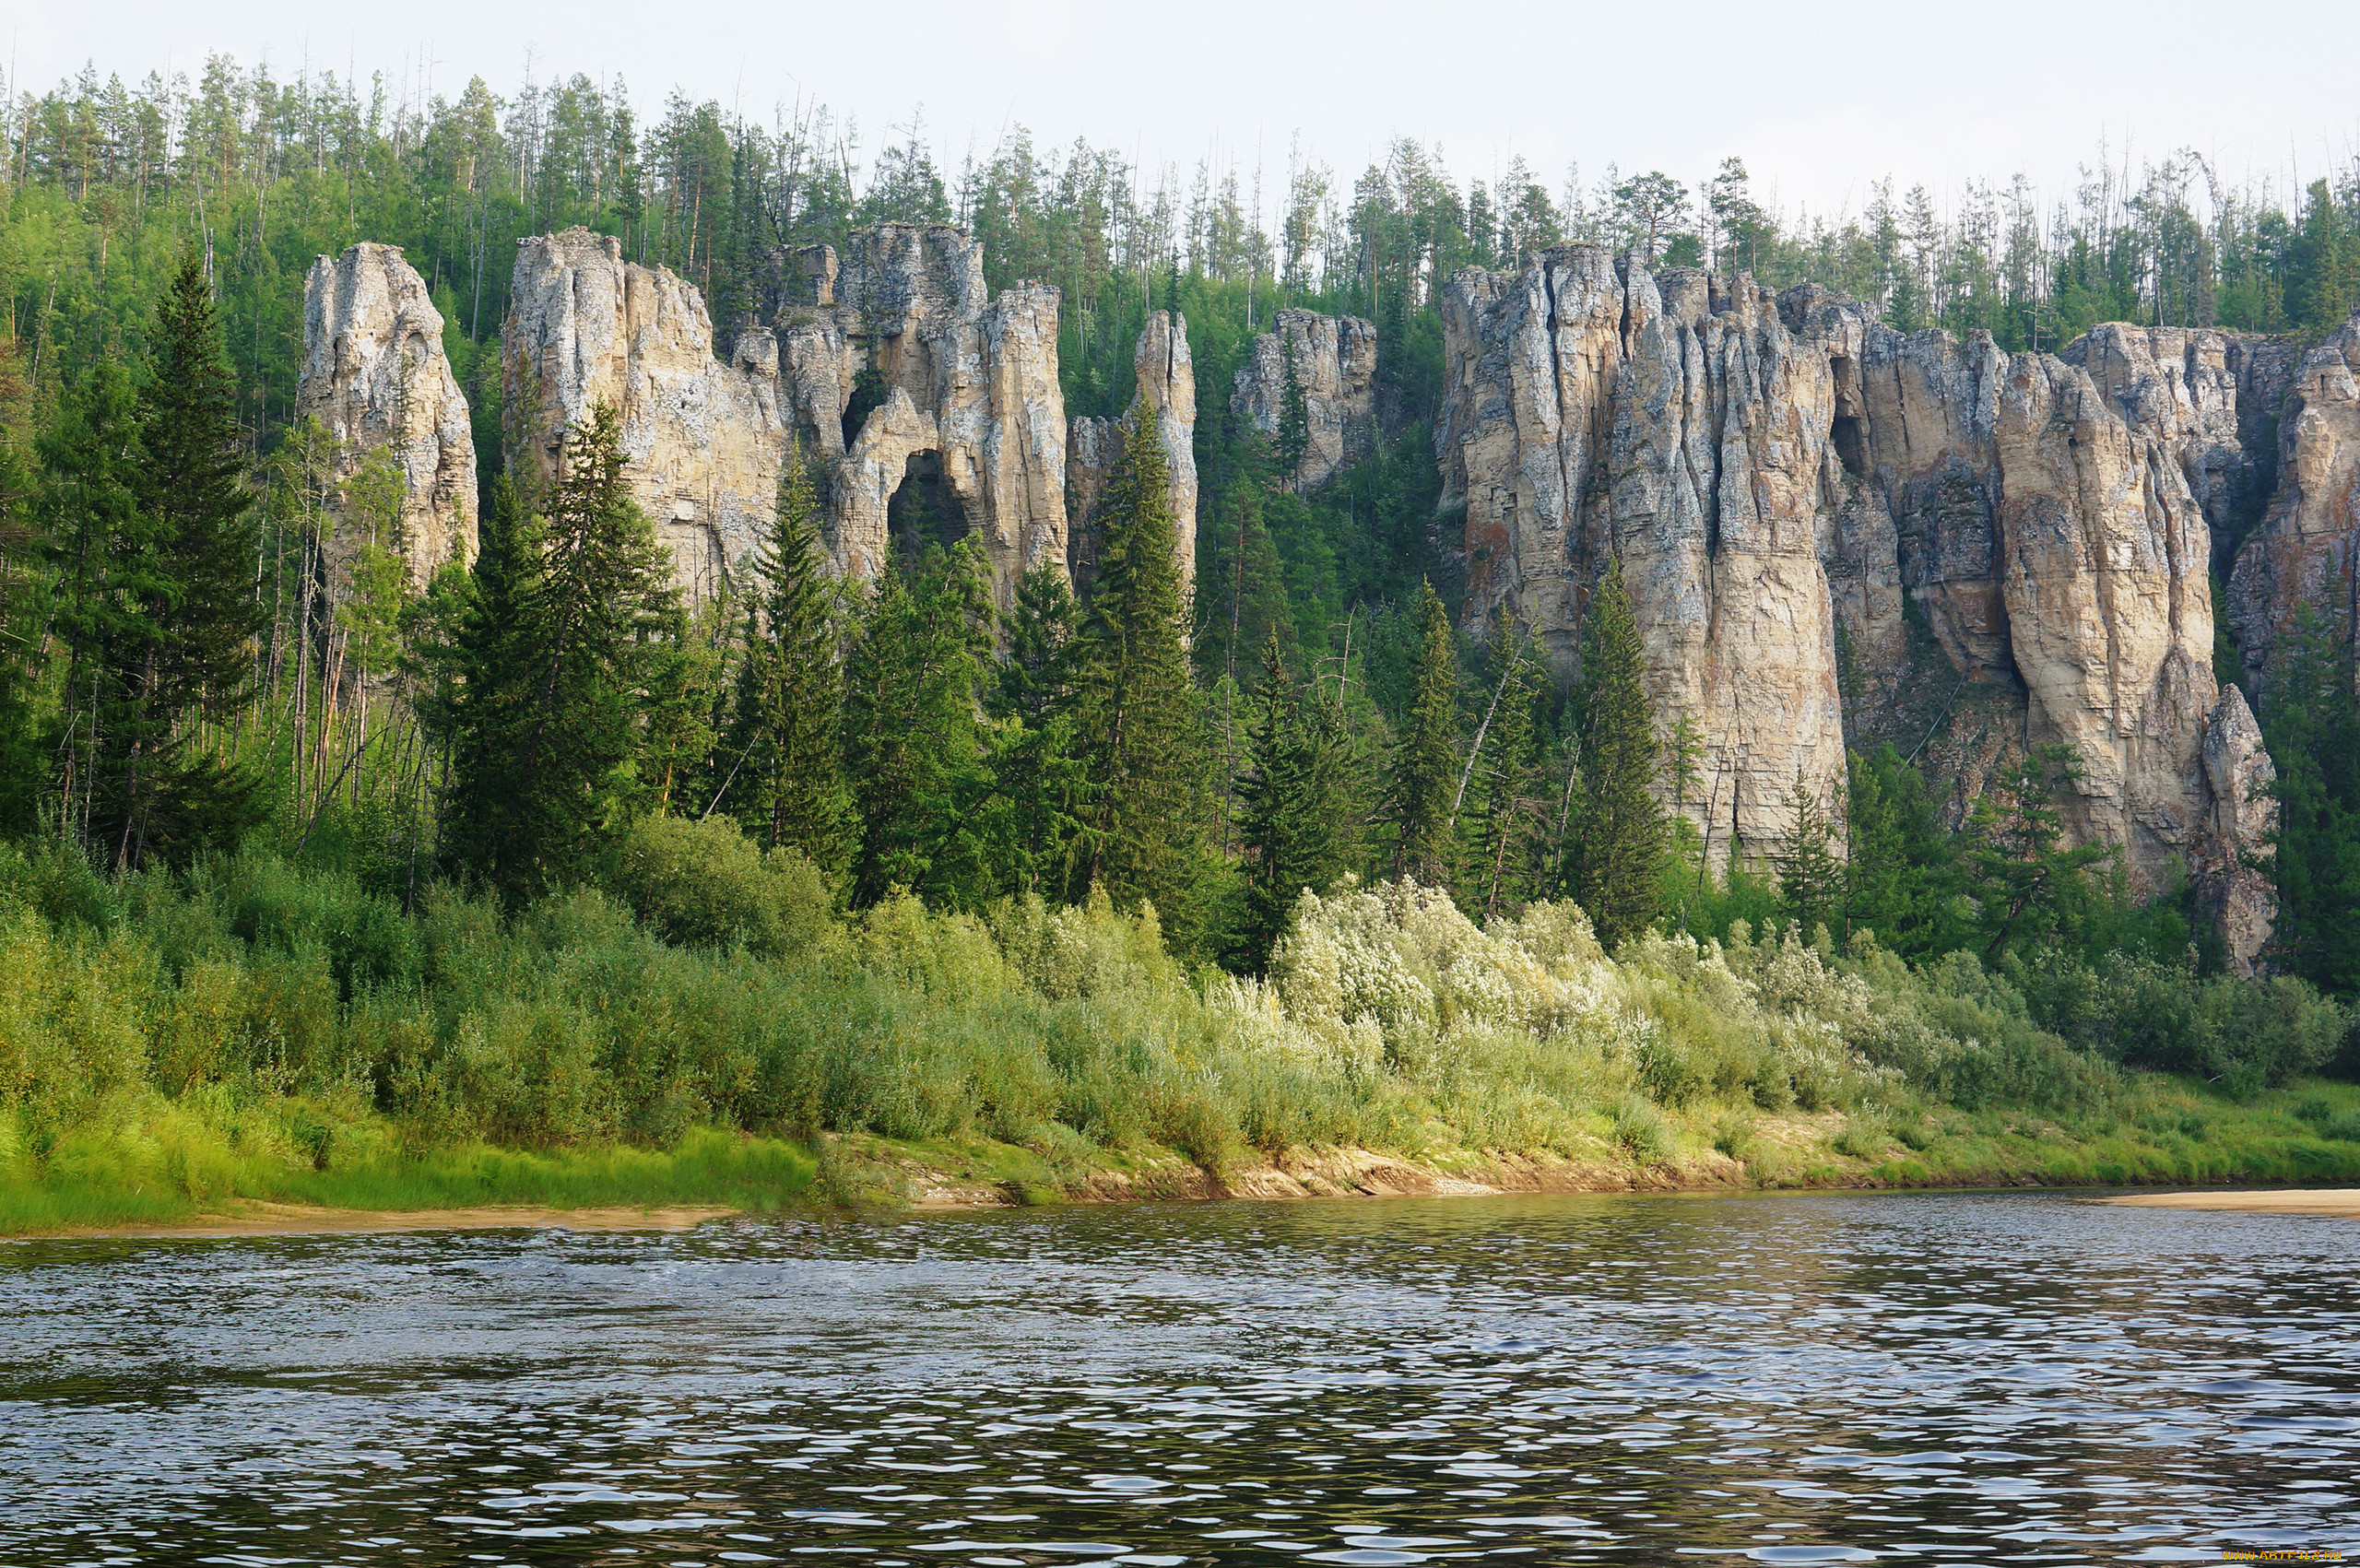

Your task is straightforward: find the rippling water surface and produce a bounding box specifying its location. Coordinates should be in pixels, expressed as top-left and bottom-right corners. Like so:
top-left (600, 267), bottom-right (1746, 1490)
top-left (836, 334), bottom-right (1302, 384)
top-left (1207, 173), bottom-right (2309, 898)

top-left (3, 1190), bottom-right (2356, 1564)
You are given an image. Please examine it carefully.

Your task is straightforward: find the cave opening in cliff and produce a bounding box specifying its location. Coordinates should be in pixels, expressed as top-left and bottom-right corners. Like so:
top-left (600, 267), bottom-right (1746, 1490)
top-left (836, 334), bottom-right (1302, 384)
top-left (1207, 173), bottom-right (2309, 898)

top-left (1832, 413), bottom-right (1868, 478)
top-left (890, 450), bottom-right (969, 569)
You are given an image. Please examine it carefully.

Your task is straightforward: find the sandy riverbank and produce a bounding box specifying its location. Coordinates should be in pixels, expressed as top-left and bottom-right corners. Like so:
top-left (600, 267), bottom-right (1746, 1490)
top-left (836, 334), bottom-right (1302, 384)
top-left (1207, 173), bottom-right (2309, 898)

top-left (31, 1203), bottom-right (739, 1241)
top-left (2101, 1189), bottom-right (2360, 1217)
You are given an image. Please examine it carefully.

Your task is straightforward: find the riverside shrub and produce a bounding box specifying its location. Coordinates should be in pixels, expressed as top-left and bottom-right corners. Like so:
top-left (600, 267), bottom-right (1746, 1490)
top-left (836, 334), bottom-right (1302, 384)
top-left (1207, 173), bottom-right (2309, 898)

top-left (0, 848), bottom-right (2345, 1184)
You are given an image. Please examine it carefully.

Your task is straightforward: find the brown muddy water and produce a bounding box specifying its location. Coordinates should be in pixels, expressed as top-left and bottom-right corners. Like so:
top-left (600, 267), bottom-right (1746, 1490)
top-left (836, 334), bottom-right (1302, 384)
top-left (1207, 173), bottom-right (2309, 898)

top-left (2, 1189), bottom-right (2354, 1563)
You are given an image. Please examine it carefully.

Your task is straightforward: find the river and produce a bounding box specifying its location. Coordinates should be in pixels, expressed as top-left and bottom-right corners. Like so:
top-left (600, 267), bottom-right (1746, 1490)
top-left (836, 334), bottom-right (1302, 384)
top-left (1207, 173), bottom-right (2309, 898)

top-left (2, 1190), bottom-right (2354, 1563)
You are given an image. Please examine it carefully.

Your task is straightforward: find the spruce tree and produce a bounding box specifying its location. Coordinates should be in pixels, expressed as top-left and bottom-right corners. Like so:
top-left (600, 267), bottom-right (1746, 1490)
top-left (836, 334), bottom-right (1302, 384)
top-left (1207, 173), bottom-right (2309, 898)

top-left (1472, 654), bottom-right (1542, 920)
top-left (0, 441), bottom-right (41, 835)
top-left (1237, 633), bottom-right (1313, 971)
top-left (436, 474), bottom-right (542, 877)
top-left (1072, 408), bottom-right (1210, 936)
top-left (1383, 578), bottom-right (1460, 885)
top-left (1965, 744), bottom-right (2111, 962)
top-left (447, 406), bottom-right (681, 902)
top-left (982, 563), bottom-right (1092, 897)
top-left (1561, 557), bottom-right (1667, 949)
top-left (842, 540), bottom-right (997, 907)
top-left (2260, 605), bottom-right (2360, 991)
top-left (993, 562), bottom-right (1081, 725)
top-left (1298, 668), bottom-right (1366, 890)
top-left (142, 251), bottom-right (265, 726)
top-left (1275, 334), bottom-right (1312, 488)
top-left (1774, 765), bottom-right (1843, 938)
top-left (43, 253), bottom-right (263, 869)
top-left (723, 447), bottom-right (850, 874)
top-left (1844, 744), bottom-right (1965, 960)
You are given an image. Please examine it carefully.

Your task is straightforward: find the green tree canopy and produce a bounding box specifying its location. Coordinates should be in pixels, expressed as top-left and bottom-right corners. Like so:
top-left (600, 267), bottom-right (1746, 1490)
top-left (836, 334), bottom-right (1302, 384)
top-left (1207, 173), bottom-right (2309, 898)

top-left (1562, 558), bottom-right (1667, 949)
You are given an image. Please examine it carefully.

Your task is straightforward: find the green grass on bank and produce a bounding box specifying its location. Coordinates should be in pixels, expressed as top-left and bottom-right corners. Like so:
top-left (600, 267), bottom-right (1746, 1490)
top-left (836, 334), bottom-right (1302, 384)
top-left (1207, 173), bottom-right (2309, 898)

top-left (5, 1076), bottom-right (2356, 1238)
top-left (1797, 1076), bottom-right (2360, 1190)
top-left (0, 1099), bottom-right (816, 1234)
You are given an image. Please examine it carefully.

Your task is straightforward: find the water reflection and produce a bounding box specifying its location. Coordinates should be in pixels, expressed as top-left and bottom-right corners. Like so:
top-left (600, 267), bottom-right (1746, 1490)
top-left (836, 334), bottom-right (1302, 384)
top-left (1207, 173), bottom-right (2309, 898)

top-left (2, 1190), bottom-right (2354, 1564)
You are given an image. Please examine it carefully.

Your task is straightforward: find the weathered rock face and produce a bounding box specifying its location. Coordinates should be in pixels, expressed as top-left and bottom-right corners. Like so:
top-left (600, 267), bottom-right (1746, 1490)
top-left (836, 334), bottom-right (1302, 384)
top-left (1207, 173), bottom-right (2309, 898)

top-left (1068, 312), bottom-right (1199, 603)
top-left (504, 229), bottom-right (796, 601)
top-left (2227, 313), bottom-right (2360, 690)
top-left (1440, 245), bottom-right (2294, 957)
top-left (1232, 308), bottom-right (1378, 489)
top-left (2063, 324), bottom-right (2298, 562)
top-left (2198, 684), bottom-right (2277, 976)
top-left (817, 226), bottom-right (1070, 595)
top-left (1439, 254), bottom-right (1847, 861)
top-left (298, 242), bottom-right (478, 584)
top-left (503, 224), bottom-right (1071, 605)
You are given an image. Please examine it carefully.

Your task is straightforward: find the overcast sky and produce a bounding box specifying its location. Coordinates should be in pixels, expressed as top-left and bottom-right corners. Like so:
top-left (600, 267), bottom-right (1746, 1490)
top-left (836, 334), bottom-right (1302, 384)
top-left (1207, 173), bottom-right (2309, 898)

top-left (6, 0), bottom-right (2356, 225)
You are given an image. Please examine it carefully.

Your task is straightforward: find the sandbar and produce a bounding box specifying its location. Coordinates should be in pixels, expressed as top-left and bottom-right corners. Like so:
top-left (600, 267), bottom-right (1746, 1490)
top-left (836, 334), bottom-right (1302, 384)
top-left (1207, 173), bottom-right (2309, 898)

top-left (34, 1202), bottom-right (738, 1240)
top-left (2101, 1189), bottom-right (2360, 1217)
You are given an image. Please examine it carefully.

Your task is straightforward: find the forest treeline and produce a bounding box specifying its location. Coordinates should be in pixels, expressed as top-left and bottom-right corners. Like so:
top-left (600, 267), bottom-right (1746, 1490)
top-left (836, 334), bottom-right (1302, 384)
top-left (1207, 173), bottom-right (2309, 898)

top-left (0, 57), bottom-right (2357, 1219)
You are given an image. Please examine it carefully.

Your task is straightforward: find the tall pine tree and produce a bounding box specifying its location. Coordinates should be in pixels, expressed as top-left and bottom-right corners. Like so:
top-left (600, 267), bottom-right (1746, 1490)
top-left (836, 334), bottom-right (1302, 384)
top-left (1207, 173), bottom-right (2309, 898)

top-left (842, 540), bottom-right (997, 908)
top-left (1774, 765), bottom-right (1843, 938)
top-left (1237, 634), bottom-right (1313, 970)
top-left (44, 253), bottom-right (263, 869)
top-left (1561, 558), bottom-right (1667, 949)
top-left (1470, 653), bottom-right (1543, 920)
top-left (982, 563), bottom-right (1092, 897)
top-left (1964, 744), bottom-right (2111, 962)
top-left (2260, 603), bottom-right (2360, 990)
top-left (722, 447), bottom-right (850, 873)
top-left (1384, 578), bottom-right (1460, 885)
top-left (434, 474), bottom-right (541, 878)
top-left (1844, 744), bottom-right (1965, 959)
top-left (446, 406), bottom-right (681, 902)
top-left (1072, 408), bottom-right (1210, 937)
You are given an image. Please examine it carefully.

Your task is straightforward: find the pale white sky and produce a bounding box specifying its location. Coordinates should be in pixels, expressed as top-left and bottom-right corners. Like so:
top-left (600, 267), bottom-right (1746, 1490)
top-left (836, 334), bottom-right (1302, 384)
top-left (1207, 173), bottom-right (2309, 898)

top-left (6, 0), bottom-right (2356, 226)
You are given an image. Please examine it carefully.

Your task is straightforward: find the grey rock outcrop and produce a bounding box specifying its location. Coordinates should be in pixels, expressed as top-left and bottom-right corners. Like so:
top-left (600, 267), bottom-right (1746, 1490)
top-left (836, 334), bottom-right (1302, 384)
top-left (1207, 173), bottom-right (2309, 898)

top-left (2198, 684), bottom-right (2277, 976)
top-left (297, 242), bottom-right (478, 584)
top-left (1439, 245), bottom-right (2296, 959)
top-left (1439, 255), bottom-right (1847, 862)
top-left (814, 226), bottom-right (1070, 593)
top-left (1068, 312), bottom-right (1198, 603)
top-left (2226, 312), bottom-right (2360, 691)
top-left (1232, 309), bottom-right (1377, 489)
top-left (502, 224), bottom-right (1070, 605)
top-left (504, 229), bottom-right (797, 601)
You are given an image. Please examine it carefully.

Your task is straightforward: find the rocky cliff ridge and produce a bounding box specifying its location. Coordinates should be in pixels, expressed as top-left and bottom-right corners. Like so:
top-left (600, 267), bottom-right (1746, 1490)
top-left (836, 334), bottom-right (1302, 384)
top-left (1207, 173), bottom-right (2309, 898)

top-left (499, 224), bottom-right (1195, 608)
top-left (1437, 246), bottom-right (2329, 972)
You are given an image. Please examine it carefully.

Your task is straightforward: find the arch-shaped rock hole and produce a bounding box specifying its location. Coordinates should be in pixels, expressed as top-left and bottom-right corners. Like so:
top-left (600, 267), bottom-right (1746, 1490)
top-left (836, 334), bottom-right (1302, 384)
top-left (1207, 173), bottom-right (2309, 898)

top-left (890, 450), bottom-right (971, 568)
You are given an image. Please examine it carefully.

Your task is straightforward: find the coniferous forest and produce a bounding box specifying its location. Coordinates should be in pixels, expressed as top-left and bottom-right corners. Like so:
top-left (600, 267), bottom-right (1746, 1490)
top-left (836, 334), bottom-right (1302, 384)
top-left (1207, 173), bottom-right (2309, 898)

top-left (3, 57), bottom-right (2360, 1229)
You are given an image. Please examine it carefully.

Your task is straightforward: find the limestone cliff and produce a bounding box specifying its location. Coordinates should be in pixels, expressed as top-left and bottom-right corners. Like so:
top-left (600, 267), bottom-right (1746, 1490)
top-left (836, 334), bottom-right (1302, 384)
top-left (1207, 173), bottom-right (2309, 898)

top-left (297, 242), bottom-right (478, 584)
top-left (1440, 246), bottom-right (2295, 967)
top-left (814, 225), bottom-right (1070, 595)
top-left (502, 224), bottom-right (1069, 605)
top-left (1232, 309), bottom-right (1378, 489)
top-left (2226, 312), bottom-right (2360, 692)
top-left (1439, 256), bottom-right (1847, 866)
top-left (503, 229), bottom-right (796, 601)
top-left (1068, 312), bottom-right (1199, 602)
